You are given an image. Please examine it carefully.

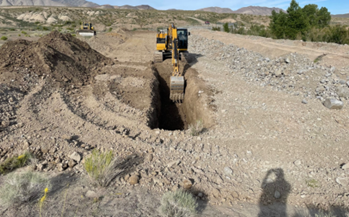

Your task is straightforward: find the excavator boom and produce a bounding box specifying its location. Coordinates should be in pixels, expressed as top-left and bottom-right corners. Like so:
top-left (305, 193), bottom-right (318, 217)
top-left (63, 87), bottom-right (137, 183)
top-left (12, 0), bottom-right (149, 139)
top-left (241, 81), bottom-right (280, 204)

top-left (168, 24), bottom-right (185, 102)
top-left (154, 23), bottom-right (189, 102)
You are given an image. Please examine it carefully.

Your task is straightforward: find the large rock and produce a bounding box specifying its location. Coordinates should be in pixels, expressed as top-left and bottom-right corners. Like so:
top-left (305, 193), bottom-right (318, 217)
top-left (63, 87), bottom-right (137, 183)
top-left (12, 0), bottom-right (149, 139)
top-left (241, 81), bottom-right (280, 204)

top-left (69, 152), bottom-right (81, 163)
top-left (323, 98), bottom-right (343, 110)
top-left (182, 179), bottom-right (192, 190)
top-left (128, 175), bottom-right (139, 185)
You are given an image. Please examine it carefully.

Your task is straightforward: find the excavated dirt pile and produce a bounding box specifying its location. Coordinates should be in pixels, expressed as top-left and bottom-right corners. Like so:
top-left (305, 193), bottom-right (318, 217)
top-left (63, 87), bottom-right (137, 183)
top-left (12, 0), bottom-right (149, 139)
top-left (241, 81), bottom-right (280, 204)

top-left (0, 31), bottom-right (113, 89)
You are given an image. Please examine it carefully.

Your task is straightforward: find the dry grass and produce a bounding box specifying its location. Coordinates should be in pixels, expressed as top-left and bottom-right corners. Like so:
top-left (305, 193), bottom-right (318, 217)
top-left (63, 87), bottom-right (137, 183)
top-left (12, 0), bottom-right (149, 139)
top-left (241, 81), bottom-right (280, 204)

top-left (160, 190), bottom-right (198, 217)
top-left (0, 171), bottom-right (50, 208)
top-left (0, 152), bottom-right (32, 174)
top-left (84, 149), bottom-right (120, 187)
top-left (188, 120), bottom-right (203, 136)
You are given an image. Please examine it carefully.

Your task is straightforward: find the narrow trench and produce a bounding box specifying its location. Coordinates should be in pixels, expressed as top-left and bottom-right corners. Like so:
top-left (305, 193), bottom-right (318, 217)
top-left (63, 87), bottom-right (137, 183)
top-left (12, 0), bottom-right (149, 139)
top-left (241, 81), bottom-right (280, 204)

top-left (150, 61), bottom-right (213, 132)
top-left (156, 72), bottom-right (186, 131)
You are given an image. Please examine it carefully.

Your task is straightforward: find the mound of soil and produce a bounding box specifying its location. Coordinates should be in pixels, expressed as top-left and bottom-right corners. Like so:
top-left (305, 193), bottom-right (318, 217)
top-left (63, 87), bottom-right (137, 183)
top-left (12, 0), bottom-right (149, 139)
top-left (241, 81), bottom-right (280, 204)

top-left (0, 31), bottom-right (113, 88)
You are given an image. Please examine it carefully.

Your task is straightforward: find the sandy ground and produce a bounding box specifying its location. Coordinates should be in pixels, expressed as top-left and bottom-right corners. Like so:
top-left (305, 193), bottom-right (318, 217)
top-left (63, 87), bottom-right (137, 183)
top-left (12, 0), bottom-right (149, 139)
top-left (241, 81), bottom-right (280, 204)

top-left (0, 29), bottom-right (349, 216)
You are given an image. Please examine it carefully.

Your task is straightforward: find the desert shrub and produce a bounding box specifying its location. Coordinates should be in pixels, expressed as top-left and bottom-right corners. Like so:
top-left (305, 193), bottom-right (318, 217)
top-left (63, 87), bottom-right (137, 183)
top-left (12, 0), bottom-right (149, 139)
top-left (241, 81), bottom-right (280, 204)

top-left (211, 26), bottom-right (221, 31)
top-left (223, 23), bottom-right (230, 33)
top-left (160, 190), bottom-right (198, 217)
top-left (21, 30), bottom-right (27, 35)
top-left (42, 26), bottom-right (49, 31)
top-left (1, 36), bottom-right (7, 40)
top-left (188, 120), bottom-right (203, 136)
top-left (0, 152), bottom-right (31, 174)
top-left (0, 171), bottom-right (50, 207)
top-left (109, 27), bottom-right (113, 32)
top-left (84, 150), bottom-right (115, 187)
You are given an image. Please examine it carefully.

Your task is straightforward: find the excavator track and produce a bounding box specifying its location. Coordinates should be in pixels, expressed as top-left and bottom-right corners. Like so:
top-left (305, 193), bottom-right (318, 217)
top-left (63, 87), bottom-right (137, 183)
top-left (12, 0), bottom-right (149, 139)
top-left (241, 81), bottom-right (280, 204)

top-left (153, 52), bottom-right (163, 63)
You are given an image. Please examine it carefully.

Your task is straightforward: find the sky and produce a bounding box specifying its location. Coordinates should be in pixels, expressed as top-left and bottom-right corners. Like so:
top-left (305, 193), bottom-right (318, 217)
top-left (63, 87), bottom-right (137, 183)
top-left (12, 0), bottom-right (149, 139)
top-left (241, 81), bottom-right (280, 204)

top-left (91, 0), bottom-right (348, 15)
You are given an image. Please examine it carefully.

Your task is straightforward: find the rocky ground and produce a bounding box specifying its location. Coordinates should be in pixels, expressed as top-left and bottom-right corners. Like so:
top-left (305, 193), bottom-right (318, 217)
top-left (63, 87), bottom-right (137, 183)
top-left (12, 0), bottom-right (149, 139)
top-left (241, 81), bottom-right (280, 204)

top-left (0, 29), bottom-right (348, 216)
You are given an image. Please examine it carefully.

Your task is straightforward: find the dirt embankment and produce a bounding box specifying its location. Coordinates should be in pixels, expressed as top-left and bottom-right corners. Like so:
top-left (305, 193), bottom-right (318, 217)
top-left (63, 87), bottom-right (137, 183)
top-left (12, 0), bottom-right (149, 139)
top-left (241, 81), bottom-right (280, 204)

top-left (0, 31), bottom-right (113, 90)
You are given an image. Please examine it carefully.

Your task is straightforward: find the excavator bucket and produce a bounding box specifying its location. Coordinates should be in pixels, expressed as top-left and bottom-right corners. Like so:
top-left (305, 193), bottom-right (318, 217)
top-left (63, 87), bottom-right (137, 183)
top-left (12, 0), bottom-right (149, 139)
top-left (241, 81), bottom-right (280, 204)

top-left (170, 76), bottom-right (185, 102)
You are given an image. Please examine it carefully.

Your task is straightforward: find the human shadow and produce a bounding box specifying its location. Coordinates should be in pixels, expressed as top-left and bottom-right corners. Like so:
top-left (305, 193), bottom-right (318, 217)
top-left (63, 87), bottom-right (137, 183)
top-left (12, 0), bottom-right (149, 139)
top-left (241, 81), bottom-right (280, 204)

top-left (258, 168), bottom-right (291, 217)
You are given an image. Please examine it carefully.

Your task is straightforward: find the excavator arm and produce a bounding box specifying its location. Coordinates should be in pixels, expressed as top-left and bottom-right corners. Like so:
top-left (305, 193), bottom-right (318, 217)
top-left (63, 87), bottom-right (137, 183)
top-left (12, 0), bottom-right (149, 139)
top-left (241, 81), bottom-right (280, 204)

top-left (168, 24), bottom-right (185, 102)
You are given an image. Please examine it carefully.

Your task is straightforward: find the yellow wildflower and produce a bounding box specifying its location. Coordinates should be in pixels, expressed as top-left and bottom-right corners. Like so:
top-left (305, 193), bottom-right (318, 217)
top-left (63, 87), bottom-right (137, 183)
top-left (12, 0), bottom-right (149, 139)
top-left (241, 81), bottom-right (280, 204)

top-left (18, 154), bottom-right (25, 160)
top-left (39, 188), bottom-right (49, 217)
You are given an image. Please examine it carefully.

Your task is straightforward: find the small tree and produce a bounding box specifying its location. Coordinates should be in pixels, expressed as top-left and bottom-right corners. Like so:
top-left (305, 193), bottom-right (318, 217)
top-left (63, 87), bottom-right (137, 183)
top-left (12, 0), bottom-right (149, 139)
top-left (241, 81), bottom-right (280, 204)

top-left (270, 10), bottom-right (288, 39)
top-left (317, 7), bottom-right (331, 28)
top-left (286, 0), bottom-right (309, 39)
top-left (223, 23), bottom-right (230, 33)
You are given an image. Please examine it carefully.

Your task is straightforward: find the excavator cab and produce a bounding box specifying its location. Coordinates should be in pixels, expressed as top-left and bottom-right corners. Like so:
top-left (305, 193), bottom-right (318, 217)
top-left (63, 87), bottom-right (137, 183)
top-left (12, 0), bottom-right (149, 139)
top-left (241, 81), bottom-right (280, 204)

top-left (82, 23), bottom-right (93, 30)
top-left (177, 29), bottom-right (188, 51)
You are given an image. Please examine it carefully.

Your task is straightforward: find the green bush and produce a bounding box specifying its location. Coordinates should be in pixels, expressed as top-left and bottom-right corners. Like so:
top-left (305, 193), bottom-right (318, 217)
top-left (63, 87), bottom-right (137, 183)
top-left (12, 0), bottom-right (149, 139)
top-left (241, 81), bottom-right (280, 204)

top-left (0, 152), bottom-right (31, 174)
top-left (270, 0), bottom-right (331, 40)
top-left (84, 150), bottom-right (115, 187)
top-left (1, 36), bottom-right (8, 41)
top-left (21, 31), bottom-right (27, 35)
top-left (223, 23), bottom-right (230, 33)
top-left (160, 190), bottom-right (198, 217)
top-left (211, 27), bottom-right (221, 31)
top-left (189, 120), bottom-right (203, 136)
top-left (0, 171), bottom-right (50, 207)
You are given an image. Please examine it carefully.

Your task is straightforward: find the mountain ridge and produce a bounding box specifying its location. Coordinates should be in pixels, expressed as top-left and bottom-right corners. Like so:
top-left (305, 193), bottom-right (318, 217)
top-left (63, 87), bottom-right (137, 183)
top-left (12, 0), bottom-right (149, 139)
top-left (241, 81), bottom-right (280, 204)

top-left (198, 6), bottom-right (286, 15)
top-left (0, 1), bottom-right (290, 16)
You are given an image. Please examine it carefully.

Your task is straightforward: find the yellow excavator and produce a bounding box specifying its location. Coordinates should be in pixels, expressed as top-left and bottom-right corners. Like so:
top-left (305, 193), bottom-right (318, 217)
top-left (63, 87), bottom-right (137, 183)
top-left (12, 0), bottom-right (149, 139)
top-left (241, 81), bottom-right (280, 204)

top-left (76, 22), bottom-right (96, 37)
top-left (154, 24), bottom-right (190, 102)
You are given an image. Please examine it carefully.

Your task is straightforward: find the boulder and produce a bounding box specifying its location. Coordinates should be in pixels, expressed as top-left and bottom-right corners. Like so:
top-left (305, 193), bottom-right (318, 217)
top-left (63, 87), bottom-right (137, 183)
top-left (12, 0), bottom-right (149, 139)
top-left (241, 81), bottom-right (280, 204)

top-left (323, 98), bottom-right (343, 110)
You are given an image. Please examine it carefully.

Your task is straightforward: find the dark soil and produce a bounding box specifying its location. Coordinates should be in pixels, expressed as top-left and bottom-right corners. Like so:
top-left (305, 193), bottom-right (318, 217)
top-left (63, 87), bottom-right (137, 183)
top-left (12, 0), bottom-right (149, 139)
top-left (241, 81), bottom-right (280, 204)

top-left (0, 31), bottom-right (113, 90)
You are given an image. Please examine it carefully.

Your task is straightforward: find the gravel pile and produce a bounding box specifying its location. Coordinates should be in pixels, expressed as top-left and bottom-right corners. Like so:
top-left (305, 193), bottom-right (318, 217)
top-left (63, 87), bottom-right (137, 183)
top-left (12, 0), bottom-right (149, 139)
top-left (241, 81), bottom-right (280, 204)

top-left (189, 35), bottom-right (349, 106)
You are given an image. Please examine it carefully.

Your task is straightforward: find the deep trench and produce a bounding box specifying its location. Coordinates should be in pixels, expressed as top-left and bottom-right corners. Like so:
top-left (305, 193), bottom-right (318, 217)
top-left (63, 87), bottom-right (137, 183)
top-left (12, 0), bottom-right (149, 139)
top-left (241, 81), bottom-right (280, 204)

top-left (156, 72), bottom-right (186, 131)
top-left (149, 61), bottom-right (213, 131)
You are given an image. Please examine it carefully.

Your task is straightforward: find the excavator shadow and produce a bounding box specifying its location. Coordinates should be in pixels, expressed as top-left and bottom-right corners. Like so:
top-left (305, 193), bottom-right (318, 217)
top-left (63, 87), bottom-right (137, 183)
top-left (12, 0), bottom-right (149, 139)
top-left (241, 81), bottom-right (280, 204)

top-left (182, 53), bottom-right (203, 74)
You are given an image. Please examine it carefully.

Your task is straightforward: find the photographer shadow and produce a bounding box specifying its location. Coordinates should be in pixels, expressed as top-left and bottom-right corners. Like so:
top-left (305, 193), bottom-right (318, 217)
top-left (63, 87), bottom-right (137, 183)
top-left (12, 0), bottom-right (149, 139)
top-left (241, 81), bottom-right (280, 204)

top-left (258, 168), bottom-right (291, 217)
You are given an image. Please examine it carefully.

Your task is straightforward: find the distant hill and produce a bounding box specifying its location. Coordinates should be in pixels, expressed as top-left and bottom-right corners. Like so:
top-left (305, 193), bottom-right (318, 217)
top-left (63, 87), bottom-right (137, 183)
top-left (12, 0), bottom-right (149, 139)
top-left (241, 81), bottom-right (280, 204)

top-left (114, 5), bottom-right (155, 10)
top-left (99, 4), bottom-right (114, 9)
top-left (198, 7), bottom-right (234, 13)
top-left (0, 0), bottom-right (98, 7)
top-left (332, 13), bottom-right (349, 18)
top-left (234, 6), bottom-right (285, 15)
top-left (52, 0), bottom-right (98, 7)
top-left (197, 6), bottom-right (285, 15)
top-left (0, 0), bottom-right (64, 6)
